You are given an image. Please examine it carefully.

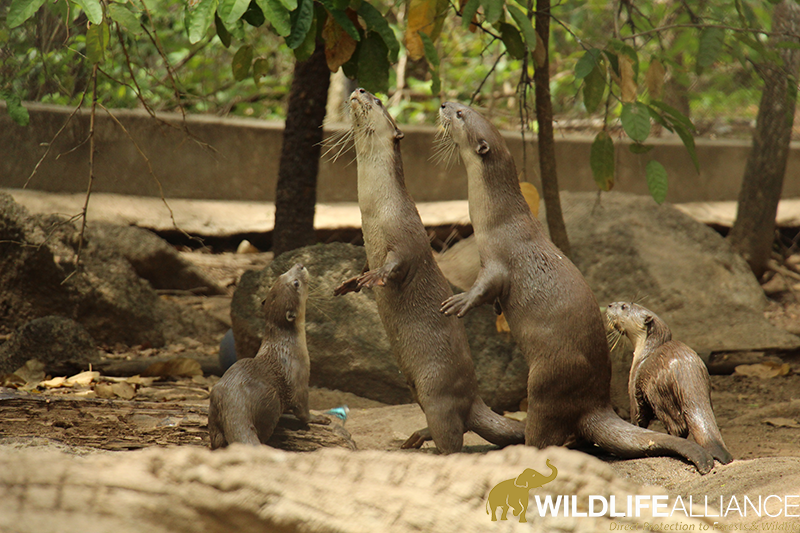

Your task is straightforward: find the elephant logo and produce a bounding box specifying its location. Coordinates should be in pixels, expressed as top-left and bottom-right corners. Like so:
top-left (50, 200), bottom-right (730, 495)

top-left (485, 459), bottom-right (558, 523)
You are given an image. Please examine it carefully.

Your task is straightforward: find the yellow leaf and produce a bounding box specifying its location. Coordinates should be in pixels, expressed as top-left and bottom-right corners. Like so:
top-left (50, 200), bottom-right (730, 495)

top-left (322, 15), bottom-right (357, 72)
top-left (405, 0), bottom-right (448, 60)
top-left (519, 181), bottom-right (540, 217)
top-left (496, 313), bottom-right (511, 333)
top-left (619, 56), bottom-right (637, 103)
top-left (645, 59), bottom-right (665, 100)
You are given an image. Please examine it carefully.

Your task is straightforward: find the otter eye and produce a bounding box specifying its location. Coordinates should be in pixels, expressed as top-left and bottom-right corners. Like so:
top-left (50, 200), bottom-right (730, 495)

top-left (621, 304), bottom-right (628, 311)
top-left (456, 110), bottom-right (463, 119)
top-left (375, 98), bottom-right (382, 106)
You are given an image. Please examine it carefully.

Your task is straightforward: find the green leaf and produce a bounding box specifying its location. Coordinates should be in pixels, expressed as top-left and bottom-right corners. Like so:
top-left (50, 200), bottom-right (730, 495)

top-left (286, 0), bottom-right (314, 49)
top-left (253, 57), bottom-right (270, 85)
top-left (8, 0), bottom-right (47, 28)
top-left (85, 22), bottom-right (108, 64)
top-left (218, 0), bottom-right (251, 26)
top-left (214, 12), bottom-right (232, 47)
top-left (649, 100), bottom-right (695, 132)
top-left (358, 31), bottom-right (390, 94)
top-left (697, 27), bottom-right (725, 70)
top-left (242, 0), bottom-right (266, 26)
top-left (499, 23), bottom-right (525, 60)
top-left (73, 0), bottom-right (103, 25)
top-left (232, 44), bottom-right (253, 80)
top-left (583, 61), bottom-right (605, 113)
top-left (276, 0), bottom-right (297, 11)
top-left (672, 123), bottom-right (700, 173)
top-left (506, 5), bottom-right (536, 51)
top-left (324, 5), bottom-right (360, 42)
top-left (460, 0), bottom-right (480, 31)
top-left (292, 5), bottom-right (320, 61)
top-left (645, 160), bottom-right (668, 204)
top-left (590, 131), bottom-right (615, 191)
top-left (575, 48), bottom-right (601, 80)
top-left (419, 31), bottom-right (439, 68)
top-left (645, 105), bottom-right (674, 133)
top-left (342, 39), bottom-right (360, 78)
top-left (480, 0), bottom-right (503, 25)
top-left (620, 102), bottom-right (651, 143)
top-left (1, 92), bottom-right (30, 126)
top-left (185, 0), bottom-right (216, 43)
top-left (358, 2), bottom-right (399, 62)
top-left (256, 0), bottom-right (291, 37)
top-left (628, 143), bottom-right (653, 154)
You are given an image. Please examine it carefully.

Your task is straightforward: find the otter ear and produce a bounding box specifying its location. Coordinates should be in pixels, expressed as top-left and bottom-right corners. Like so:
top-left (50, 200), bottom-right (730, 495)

top-left (476, 139), bottom-right (490, 155)
top-left (286, 310), bottom-right (297, 322)
top-left (644, 314), bottom-right (653, 329)
top-left (394, 129), bottom-right (404, 140)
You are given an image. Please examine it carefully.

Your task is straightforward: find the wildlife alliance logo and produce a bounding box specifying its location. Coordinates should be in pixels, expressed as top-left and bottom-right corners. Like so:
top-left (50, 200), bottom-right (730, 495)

top-left (485, 460), bottom-right (800, 525)
top-left (486, 459), bottom-right (557, 522)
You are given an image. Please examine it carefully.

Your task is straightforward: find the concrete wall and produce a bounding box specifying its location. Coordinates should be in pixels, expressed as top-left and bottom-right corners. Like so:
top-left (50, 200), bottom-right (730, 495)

top-left (2, 103), bottom-right (800, 203)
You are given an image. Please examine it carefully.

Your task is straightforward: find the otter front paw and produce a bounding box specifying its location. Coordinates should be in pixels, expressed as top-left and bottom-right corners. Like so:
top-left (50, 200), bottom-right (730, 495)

top-left (440, 293), bottom-right (474, 318)
top-left (357, 268), bottom-right (389, 289)
top-left (333, 276), bottom-right (362, 296)
top-left (401, 427), bottom-right (432, 449)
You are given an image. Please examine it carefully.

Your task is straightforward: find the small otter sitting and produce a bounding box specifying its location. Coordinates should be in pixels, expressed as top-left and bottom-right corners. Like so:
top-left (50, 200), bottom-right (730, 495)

top-left (208, 264), bottom-right (328, 449)
top-left (606, 302), bottom-right (733, 464)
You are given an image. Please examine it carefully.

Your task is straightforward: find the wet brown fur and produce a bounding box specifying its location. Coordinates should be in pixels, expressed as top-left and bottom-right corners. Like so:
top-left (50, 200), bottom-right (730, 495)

top-left (334, 89), bottom-right (525, 454)
top-left (607, 302), bottom-right (734, 464)
top-left (208, 264), bottom-right (327, 449)
top-left (438, 102), bottom-right (715, 473)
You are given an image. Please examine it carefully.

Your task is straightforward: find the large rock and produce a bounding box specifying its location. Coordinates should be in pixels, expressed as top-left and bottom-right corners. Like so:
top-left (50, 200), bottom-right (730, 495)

top-left (0, 444), bottom-right (715, 533)
top-left (0, 316), bottom-right (96, 375)
top-left (230, 243), bottom-right (528, 410)
top-left (87, 223), bottom-right (226, 295)
top-left (437, 191), bottom-right (800, 415)
top-left (0, 193), bottom-right (225, 347)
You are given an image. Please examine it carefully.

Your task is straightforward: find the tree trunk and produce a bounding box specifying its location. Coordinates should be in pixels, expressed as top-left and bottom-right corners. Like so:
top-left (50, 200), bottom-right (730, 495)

top-left (728, 0), bottom-right (800, 279)
top-left (533, 0), bottom-right (571, 257)
top-left (272, 44), bottom-right (331, 256)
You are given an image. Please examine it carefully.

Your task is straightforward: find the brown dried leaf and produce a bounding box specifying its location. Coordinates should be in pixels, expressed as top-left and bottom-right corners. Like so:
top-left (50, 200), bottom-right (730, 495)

top-left (0, 373), bottom-right (26, 388)
top-left (645, 59), bottom-right (665, 100)
top-left (142, 357), bottom-right (203, 378)
top-left (40, 376), bottom-right (68, 389)
top-left (14, 359), bottom-right (45, 384)
top-left (111, 381), bottom-right (136, 400)
top-left (619, 56), bottom-right (637, 103)
top-left (734, 362), bottom-right (793, 379)
top-left (66, 371), bottom-right (100, 387)
top-left (95, 382), bottom-right (116, 399)
top-left (763, 417), bottom-right (800, 428)
top-left (322, 15), bottom-right (357, 72)
top-left (405, 0), bottom-right (445, 60)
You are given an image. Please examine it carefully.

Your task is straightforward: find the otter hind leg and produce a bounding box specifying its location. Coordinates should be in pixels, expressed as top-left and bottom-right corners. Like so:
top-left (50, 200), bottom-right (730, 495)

top-left (580, 407), bottom-right (715, 474)
top-left (686, 411), bottom-right (734, 464)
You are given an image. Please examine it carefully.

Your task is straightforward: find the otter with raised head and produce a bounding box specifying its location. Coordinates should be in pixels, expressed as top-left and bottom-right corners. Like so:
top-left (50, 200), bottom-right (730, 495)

top-left (208, 264), bottom-right (328, 449)
top-left (334, 88), bottom-right (525, 454)
top-left (437, 101), bottom-right (715, 473)
top-left (607, 302), bottom-right (734, 464)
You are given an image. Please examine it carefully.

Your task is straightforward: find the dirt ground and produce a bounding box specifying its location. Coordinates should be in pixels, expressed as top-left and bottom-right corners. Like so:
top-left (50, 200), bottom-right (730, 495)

top-left (1, 250), bottom-right (799, 464)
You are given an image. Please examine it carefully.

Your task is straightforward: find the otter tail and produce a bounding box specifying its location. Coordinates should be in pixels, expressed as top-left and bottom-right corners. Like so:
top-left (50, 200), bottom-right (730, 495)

top-left (686, 410), bottom-right (734, 464)
top-left (467, 398), bottom-right (526, 447)
top-left (579, 407), bottom-right (715, 474)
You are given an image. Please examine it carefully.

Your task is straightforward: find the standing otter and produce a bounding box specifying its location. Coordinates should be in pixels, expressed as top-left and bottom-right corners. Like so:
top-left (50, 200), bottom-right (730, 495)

top-left (437, 101), bottom-right (714, 473)
top-left (606, 302), bottom-right (734, 464)
top-left (208, 264), bottom-right (328, 449)
top-left (334, 88), bottom-right (525, 454)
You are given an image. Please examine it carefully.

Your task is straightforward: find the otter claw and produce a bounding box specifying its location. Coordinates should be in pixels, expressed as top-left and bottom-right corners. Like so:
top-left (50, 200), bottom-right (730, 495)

top-left (334, 276), bottom-right (362, 296)
top-left (357, 269), bottom-right (387, 289)
top-left (440, 293), bottom-right (471, 317)
top-left (401, 427), bottom-right (432, 449)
